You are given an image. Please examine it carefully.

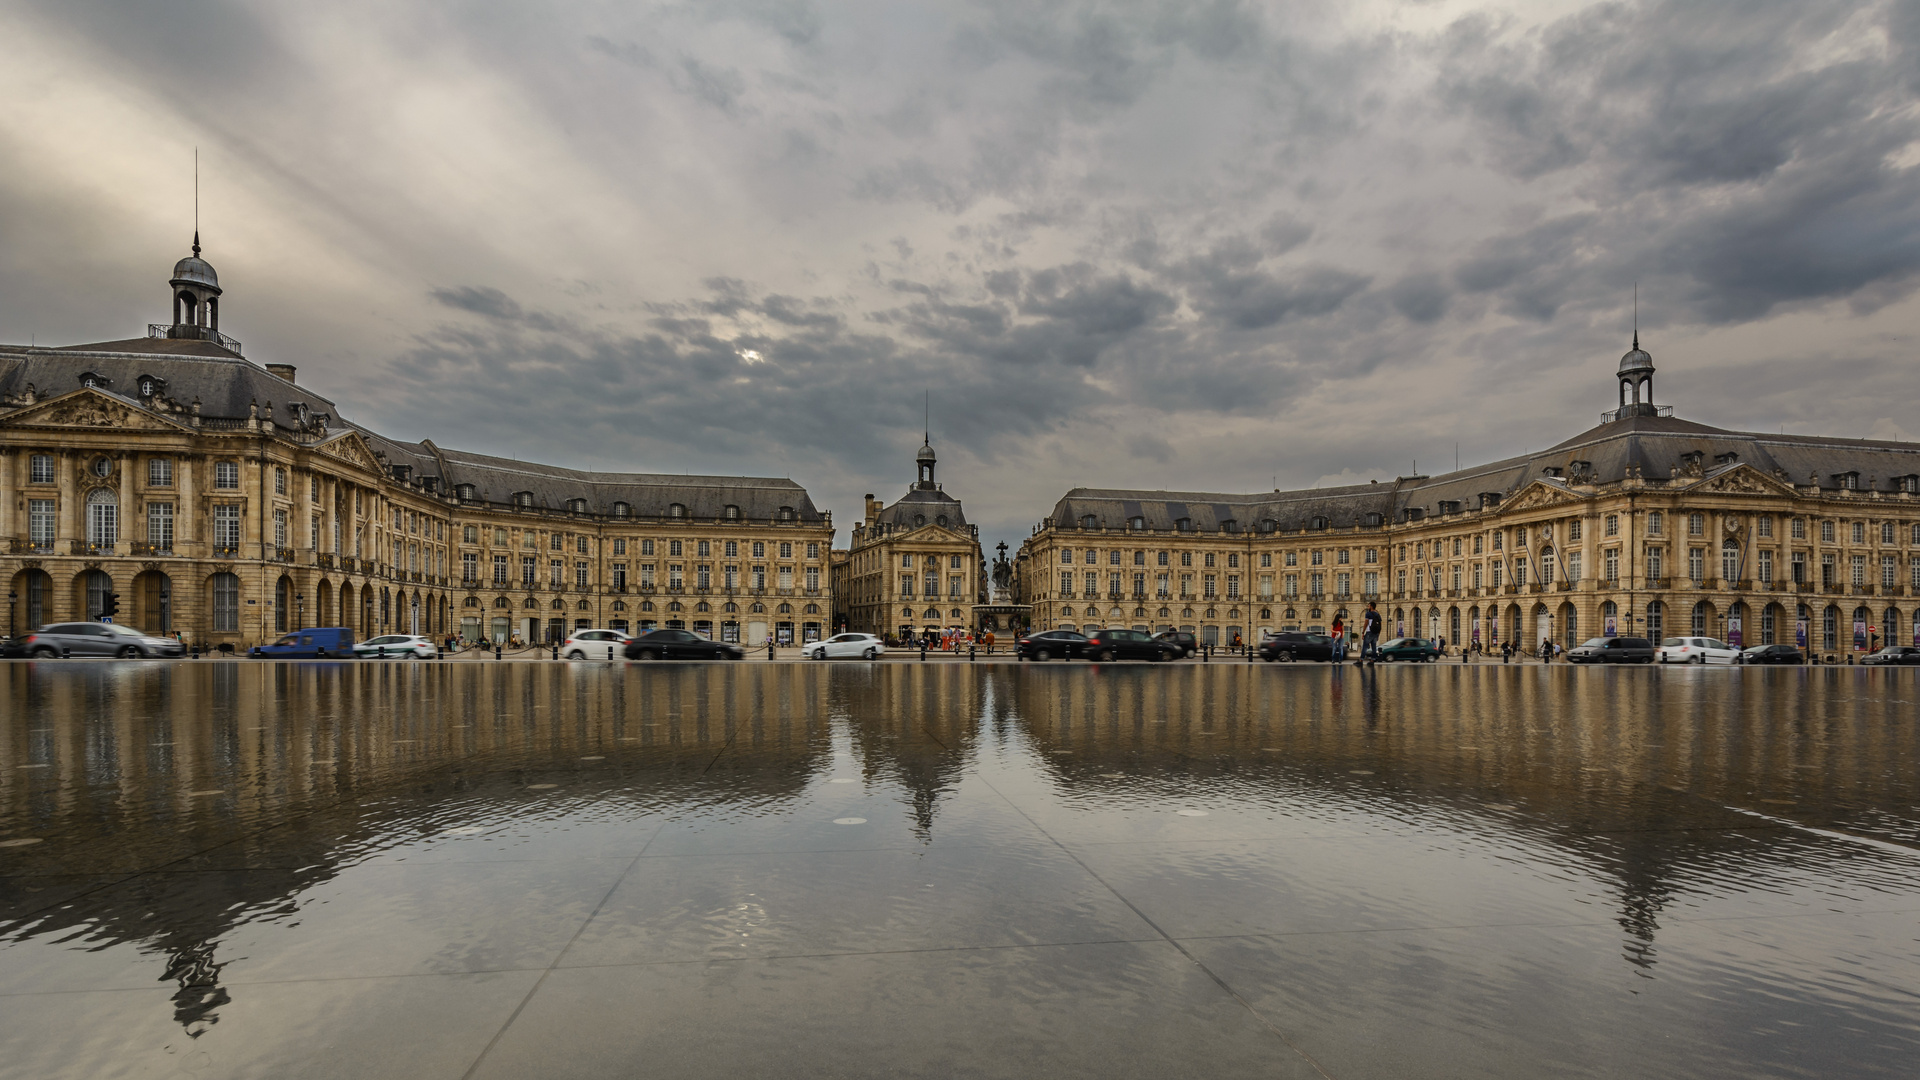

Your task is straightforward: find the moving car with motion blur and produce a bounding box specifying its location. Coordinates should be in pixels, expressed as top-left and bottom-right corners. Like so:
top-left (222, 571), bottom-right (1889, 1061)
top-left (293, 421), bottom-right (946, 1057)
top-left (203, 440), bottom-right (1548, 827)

top-left (1657, 637), bottom-right (1741, 665)
top-left (1153, 630), bottom-right (1198, 658)
top-left (1859, 645), bottom-right (1920, 666)
top-left (1017, 630), bottom-right (1089, 661)
top-left (1082, 629), bottom-right (1180, 662)
top-left (1258, 631), bottom-right (1337, 662)
top-left (561, 628), bottom-right (631, 660)
top-left (353, 634), bottom-right (437, 659)
top-left (1376, 637), bottom-right (1441, 662)
top-left (22, 622), bottom-right (186, 659)
top-left (805, 633), bottom-right (886, 660)
top-left (1739, 644), bottom-right (1804, 665)
top-left (623, 628), bottom-right (745, 661)
top-left (1567, 636), bottom-right (1657, 663)
top-left (250, 628), bottom-right (356, 659)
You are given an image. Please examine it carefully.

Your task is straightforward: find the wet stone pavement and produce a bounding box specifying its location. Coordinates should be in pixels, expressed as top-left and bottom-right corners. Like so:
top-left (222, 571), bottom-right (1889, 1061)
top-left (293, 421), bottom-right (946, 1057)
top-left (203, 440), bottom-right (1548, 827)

top-left (2, 661), bottom-right (1919, 1080)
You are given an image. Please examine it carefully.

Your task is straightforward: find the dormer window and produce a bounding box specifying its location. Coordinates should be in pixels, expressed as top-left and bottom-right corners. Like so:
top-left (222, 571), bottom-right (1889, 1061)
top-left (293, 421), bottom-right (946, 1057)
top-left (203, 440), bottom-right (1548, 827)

top-left (514, 491), bottom-right (534, 509)
top-left (1714, 451), bottom-right (1739, 466)
top-left (456, 484), bottom-right (476, 502)
top-left (1175, 517), bottom-right (1192, 532)
top-left (914, 513), bottom-right (926, 527)
top-left (1080, 514), bottom-right (1098, 529)
top-left (1542, 466), bottom-right (1563, 479)
top-left (79, 372), bottom-right (109, 390)
top-left (1834, 472), bottom-right (1859, 490)
top-left (936, 515), bottom-right (949, 528)
top-left (1364, 512), bottom-right (1384, 527)
top-left (612, 502), bottom-right (631, 518)
top-left (565, 498), bottom-right (586, 513)
top-left (1480, 492), bottom-right (1502, 509)
top-left (1259, 519), bottom-right (1277, 534)
top-left (1899, 475), bottom-right (1919, 494)
top-left (777, 506), bottom-right (796, 522)
top-left (724, 504), bottom-right (740, 521)
top-left (669, 503), bottom-right (686, 519)
top-left (1309, 516), bottom-right (1328, 531)
top-left (1220, 519), bottom-right (1237, 534)
top-left (1405, 508), bottom-right (1424, 522)
top-left (391, 464), bottom-right (412, 484)
top-left (139, 376), bottom-right (166, 399)
top-left (1130, 516), bottom-right (1145, 530)
top-left (1439, 500), bottom-right (1461, 515)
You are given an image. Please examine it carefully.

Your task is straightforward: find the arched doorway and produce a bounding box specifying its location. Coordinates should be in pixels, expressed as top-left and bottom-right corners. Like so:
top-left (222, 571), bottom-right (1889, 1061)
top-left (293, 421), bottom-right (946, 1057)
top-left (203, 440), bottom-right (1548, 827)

top-left (338, 582), bottom-right (355, 635)
top-left (1853, 605), bottom-right (1872, 652)
top-left (315, 579), bottom-right (333, 628)
top-left (209, 572), bottom-right (241, 635)
top-left (1532, 602), bottom-right (1550, 647)
top-left (275, 575), bottom-right (294, 633)
top-left (1646, 600), bottom-right (1665, 641)
top-left (1558, 601), bottom-right (1578, 648)
top-left (1762, 603), bottom-right (1786, 646)
top-left (9, 568), bottom-right (53, 633)
top-left (133, 569), bottom-right (173, 635)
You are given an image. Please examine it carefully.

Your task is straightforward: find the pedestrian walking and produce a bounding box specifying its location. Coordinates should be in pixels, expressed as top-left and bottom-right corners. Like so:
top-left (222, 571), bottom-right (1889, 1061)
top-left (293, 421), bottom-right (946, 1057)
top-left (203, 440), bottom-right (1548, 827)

top-left (1361, 602), bottom-right (1381, 663)
top-left (1331, 615), bottom-right (1346, 662)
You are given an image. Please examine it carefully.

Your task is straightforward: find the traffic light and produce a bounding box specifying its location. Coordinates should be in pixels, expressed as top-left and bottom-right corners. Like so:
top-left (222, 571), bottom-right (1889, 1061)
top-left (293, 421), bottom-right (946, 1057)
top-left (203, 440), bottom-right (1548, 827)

top-left (101, 592), bottom-right (120, 620)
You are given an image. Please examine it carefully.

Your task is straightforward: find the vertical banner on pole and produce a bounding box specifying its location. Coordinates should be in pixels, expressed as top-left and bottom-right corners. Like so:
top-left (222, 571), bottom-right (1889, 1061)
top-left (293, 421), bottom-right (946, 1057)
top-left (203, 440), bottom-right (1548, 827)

top-left (1604, 614), bottom-right (1617, 636)
top-left (1728, 615), bottom-right (1742, 649)
top-left (1795, 619), bottom-right (1808, 649)
top-left (1854, 619), bottom-right (1868, 651)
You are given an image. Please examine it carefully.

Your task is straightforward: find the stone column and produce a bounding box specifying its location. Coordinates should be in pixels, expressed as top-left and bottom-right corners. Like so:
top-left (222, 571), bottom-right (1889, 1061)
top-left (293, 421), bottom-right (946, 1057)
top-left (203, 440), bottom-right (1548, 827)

top-left (117, 451), bottom-right (133, 556)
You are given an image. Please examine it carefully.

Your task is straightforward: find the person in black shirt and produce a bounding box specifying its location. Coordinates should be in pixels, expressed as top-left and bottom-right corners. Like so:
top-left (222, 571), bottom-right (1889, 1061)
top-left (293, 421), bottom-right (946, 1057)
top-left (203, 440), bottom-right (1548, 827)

top-left (1360, 602), bottom-right (1382, 663)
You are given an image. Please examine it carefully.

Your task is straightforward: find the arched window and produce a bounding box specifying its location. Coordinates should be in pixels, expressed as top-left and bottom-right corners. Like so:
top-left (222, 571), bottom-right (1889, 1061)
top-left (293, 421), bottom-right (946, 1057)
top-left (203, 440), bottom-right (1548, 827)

top-left (86, 488), bottom-right (118, 548)
top-left (914, 514), bottom-right (926, 527)
top-left (724, 505), bottom-right (740, 520)
top-left (612, 502), bottom-right (630, 519)
top-left (669, 503), bottom-right (687, 519)
top-left (212, 572), bottom-right (240, 632)
top-left (936, 515), bottom-right (948, 528)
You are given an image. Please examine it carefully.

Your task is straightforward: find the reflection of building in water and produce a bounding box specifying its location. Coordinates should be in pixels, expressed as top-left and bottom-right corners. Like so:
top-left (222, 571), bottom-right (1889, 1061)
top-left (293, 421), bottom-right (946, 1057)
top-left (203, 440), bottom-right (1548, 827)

top-left (1016, 336), bottom-right (1920, 657)
top-left (829, 665), bottom-right (984, 839)
top-left (0, 663), bottom-right (839, 1033)
top-left (998, 664), bottom-right (1920, 972)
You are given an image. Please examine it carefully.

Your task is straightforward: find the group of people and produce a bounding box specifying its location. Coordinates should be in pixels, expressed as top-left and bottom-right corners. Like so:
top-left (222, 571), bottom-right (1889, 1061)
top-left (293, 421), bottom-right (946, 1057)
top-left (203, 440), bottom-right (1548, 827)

top-left (900, 627), bottom-right (997, 652)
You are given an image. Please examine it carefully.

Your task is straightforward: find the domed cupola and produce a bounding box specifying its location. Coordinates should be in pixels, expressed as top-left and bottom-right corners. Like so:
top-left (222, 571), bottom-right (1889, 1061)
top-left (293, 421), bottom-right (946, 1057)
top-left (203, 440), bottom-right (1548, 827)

top-left (1613, 331), bottom-right (1657, 418)
top-left (914, 438), bottom-right (938, 490)
top-left (167, 232), bottom-right (224, 340)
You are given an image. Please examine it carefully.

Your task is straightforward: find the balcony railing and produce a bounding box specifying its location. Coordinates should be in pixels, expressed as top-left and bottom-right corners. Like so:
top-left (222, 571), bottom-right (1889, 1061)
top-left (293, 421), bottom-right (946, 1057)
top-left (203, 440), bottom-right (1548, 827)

top-left (9, 540), bottom-right (54, 555)
top-left (128, 542), bottom-right (173, 557)
top-left (70, 540), bottom-right (116, 556)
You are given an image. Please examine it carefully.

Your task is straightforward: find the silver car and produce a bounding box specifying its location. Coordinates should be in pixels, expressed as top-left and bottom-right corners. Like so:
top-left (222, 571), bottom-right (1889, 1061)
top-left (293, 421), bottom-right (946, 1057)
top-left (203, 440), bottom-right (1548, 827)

top-left (22, 622), bottom-right (185, 659)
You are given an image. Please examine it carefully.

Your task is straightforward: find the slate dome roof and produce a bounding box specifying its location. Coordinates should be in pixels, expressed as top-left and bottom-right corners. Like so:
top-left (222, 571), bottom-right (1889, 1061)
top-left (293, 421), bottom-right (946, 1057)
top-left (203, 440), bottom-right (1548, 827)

top-left (170, 254), bottom-right (220, 292)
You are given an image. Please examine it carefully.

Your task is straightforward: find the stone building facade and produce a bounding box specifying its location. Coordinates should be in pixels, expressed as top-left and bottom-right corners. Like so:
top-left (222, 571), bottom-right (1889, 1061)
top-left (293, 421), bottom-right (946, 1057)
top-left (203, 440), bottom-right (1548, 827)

top-left (838, 440), bottom-right (984, 641)
top-left (1, 245), bottom-right (834, 647)
top-left (1017, 337), bottom-right (1920, 659)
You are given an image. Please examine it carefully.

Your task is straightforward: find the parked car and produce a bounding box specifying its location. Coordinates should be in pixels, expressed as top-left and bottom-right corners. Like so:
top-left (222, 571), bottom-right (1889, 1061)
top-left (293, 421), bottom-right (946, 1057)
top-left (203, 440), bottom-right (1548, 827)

top-left (1657, 637), bottom-right (1741, 665)
top-left (1859, 645), bottom-right (1920, 666)
top-left (1017, 630), bottom-right (1090, 661)
top-left (561, 628), bottom-right (631, 660)
top-left (1377, 637), bottom-right (1441, 662)
top-left (1259, 631), bottom-right (1337, 662)
top-left (1153, 630), bottom-right (1198, 658)
top-left (623, 628), bottom-right (745, 661)
top-left (805, 633), bottom-right (886, 660)
top-left (1568, 636), bottom-right (1657, 663)
top-left (1082, 629), bottom-right (1179, 662)
top-left (21, 622), bottom-right (186, 659)
top-left (353, 634), bottom-right (437, 659)
top-left (0, 636), bottom-right (27, 659)
top-left (250, 627), bottom-right (356, 659)
top-left (1740, 644), bottom-right (1804, 665)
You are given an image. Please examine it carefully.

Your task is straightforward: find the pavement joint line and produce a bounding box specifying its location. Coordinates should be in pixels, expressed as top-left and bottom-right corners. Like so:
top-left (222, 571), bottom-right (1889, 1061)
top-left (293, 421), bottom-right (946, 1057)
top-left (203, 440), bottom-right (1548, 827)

top-left (968, 769), bottom-right (1340, 1080)
top-left (457, 818), bottom-right (670, 1080)
top-left (549, 936), bottom-right (1177, 970)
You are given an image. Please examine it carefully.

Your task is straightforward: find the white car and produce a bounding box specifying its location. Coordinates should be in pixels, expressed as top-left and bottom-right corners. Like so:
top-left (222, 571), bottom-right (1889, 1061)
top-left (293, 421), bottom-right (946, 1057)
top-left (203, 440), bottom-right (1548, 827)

top-left (1657, 636), bottom-right (1741, 664)
top-left (805, 633), bottom-right (886, 660)
top-left (354, 634), bottom-right (437, 659)
top-left (561, 629), bottom-right (631, 660)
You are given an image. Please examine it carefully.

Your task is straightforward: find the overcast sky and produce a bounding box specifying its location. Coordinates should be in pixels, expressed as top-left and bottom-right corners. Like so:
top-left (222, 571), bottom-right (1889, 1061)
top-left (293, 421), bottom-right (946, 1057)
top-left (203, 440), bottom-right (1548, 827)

top-left (5, 0), bottom-right (1919, 550)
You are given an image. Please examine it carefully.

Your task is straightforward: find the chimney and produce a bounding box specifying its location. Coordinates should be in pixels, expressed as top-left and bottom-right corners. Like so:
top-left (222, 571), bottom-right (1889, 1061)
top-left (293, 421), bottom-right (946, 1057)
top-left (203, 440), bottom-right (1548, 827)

top-left (865, 494), bottom-right (882, 526)
top-left (266, 364), bottom-right (297, 384)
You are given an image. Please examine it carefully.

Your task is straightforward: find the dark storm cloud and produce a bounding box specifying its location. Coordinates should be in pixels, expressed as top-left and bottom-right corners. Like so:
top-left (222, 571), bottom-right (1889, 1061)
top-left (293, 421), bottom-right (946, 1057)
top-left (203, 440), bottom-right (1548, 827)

top-left (7, 0), bottom-right (1920, 544)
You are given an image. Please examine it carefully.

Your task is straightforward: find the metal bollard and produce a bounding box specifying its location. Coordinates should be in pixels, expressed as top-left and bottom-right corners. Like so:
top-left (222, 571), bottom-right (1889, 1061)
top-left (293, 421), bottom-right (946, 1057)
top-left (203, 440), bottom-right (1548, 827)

top-left (920, 643), bottom-right (927, 661)
top-left (378, 645), bottom-right (387, 659)
top-left (494, 644), bottom-right (502, 660)
top-left (552, 642), bottom-right (559, 660)
top-left (608, 644), bottom-right (615, 662)
top-left (1247, 645), bottom-right (1253, 663)
top-left (768, 641), bottom-right (776, 661)
top-left (1202, 645), bottom-right (1209, 663)
top-left (969, 644), bottom-right (976, 663)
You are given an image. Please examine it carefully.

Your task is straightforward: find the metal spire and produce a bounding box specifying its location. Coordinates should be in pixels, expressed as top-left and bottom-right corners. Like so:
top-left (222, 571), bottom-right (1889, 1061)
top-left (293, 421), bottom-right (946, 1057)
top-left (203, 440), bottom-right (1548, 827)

top-left (192, 147), bottom-right (201, 257)
top-left (1632, 282), bottom-right (1638, 350)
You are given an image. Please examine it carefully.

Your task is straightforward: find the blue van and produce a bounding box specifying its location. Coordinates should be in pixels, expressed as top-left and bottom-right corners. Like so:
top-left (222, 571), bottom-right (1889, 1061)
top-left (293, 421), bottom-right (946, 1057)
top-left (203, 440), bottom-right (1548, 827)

top-left (249, 627), bottom-right (356, 659)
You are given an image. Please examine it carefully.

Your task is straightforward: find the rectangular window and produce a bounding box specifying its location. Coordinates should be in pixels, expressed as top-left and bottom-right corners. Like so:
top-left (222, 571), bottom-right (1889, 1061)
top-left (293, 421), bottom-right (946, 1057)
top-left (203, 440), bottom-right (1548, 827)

top-left (780, 567), bottom-right (795, 590)
top-left (493, 555), bottom-right (509, 584)
top-left (1135, 572), bottom-right (1148, 595)
top-left (1604, 515), bottom-right (1617, 537)
top-left (905, 574), bottom-right (919, 597)
top-left (1647, 548), bottom-right (1663, 582)
top-left (1203, 574), bottom-right (1217, 598)
top-left (311, 515), bottom-right (321, 550)
top-left (29, 499), bottom-right (55, 548)
top-left (949, 576), bottom-right (963, 597)
top-left (1158, 573), bottom-right (1172, 597)
top-left (1689, 548), bottom-right (1705, 583)
top-left (1514, 559), bottom-right (1527, 586)
top-left (697, 564), bottom-right (712, 589)
top-left (549, 559), bottom-right (564, 586)
top-left (463, 552), bottom-right (478, 581)
top-left (1645, 514), bottom-right (1661, 536)
top-left (1689, 512), bottom-right (1705, 536)
top-left (1490, 564), bottom-right (1502, 588)
top-left (1821, 553), bottom-right (1836, 588)
top-left (215, 461), bottom-right (239, 489)
top-left (752, 565), bottom-right (765, 589)
top-left (806, 567), bottom-right (820, 591)
top-left (1107, 572), bottom-right (1121, 596)
top-left (1790, 551), bottom-right (1805, 585)
top-left (1821, 520), bottom-right (1836, 543)
top-left (147, 502), bottom-right (174, 550)
top-left (1852, 522), bottom-right (1866, 545)
top-left (1085, 571), bottom-right (1099, 595)
top-left (1757, 549), bottom-right (1773, 585)
top-left (147, 458), bottom-right (173, 487)
top-left (670, 564), bottom-right (684, 589)
top-left (213, 504), bottom-right (241, 549)
top-left (1758, 516), bottom-right (1773, 538)
top-left (1883, 522), bottom-right (1896, 545)
top-left (1792, 518), bottom-right (1806, 540)
top-left (1363, 571), bottom-right (1378, 595)
top-left (641, 539), bottom-right (655, 555)
top-left (213, 575), bottom-right (239, 632)
top-left (807, 542), bottom-right (820, 559)
top-left (1851, 555), bottom-right (1867, 587)
top-left (1227, 575), bottom-right (1242, 598)
top-left (669, 540), bottom-right (683, 557)
top-left (274, 468), bottom-right (287, 495)
top-left (1882, 555), bottom-right (1896, 590)
top-left (273, 509), bottom-right (288, 549)
top-left (641, 564), bottom-right (655, 587)
top-left (522, 556), bottom-right (537, 585)
top-left (612, 563), bottom-right (628, 590)
top-left (29, 454), bottom-right (55, 484)
top-left (780, 542), bottom-right (793, 559)
top-left (1330, 573), bottom-right (1344, 596)
top-left (1308, 572), bottom-right (1323, 595)
top-left (1284, 574), bottom-right (1298, 597)
top-left (1059, 572), bottom-right (1072, 596)
top-left (577, 561), bottom-right (590, 588)
top-left (1472, 564), bottom-right (1483, 589)
top-left (1567, 552), bottom-right (1582, 582)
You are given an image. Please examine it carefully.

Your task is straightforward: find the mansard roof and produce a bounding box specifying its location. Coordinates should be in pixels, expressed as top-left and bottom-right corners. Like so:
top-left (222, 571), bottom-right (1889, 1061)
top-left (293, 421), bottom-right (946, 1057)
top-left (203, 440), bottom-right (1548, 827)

top-left (875, 486), bottom-right (968, 529)
top-left (0, 341), bottom-right (828, 523)
top-left (1046, 412), bottom-right (1920, 534)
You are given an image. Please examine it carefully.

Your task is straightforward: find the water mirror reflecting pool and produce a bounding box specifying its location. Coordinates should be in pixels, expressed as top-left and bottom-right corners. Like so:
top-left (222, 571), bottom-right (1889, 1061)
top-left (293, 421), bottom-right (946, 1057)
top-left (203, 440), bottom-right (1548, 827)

top-left (3, 662), bottom-right (1919, 1079)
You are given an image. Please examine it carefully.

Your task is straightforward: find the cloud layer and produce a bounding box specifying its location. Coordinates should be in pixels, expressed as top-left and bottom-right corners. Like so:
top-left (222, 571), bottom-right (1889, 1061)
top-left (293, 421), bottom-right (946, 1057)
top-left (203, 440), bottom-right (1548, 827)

top-left (5, 0), bottom-right (1920, 547)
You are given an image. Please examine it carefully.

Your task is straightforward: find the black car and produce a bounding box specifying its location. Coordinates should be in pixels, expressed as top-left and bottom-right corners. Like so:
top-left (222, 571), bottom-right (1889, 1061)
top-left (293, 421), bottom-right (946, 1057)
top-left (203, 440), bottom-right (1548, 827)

top-left (623, 629), bottom-right (744, 661)
top-left (1741, 644), bottom-right (1804, 665)
top-left (1860, 646), bottom-right (1920, 666)
top-left (1259, 631), bottom-right (1337, 662)
top-left (1083, 629), bottom-right (1179, 662)
top-left (0, 636), bottom-right (26, 659)
top-left (1566, 636), bottom-right (1657, 664)
top-left (1017, 630), bottom-right (1089, 661)
top-left (1153, 631), bottom-right (1198, 658)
